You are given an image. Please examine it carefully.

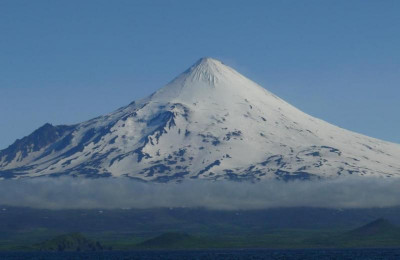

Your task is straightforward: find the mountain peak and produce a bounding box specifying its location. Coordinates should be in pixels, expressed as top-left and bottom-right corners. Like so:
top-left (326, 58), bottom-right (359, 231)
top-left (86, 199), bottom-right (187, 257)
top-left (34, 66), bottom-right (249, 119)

top-left (184, 57), bottom-right (229, 84)
top-left (196, 56), bottom-right (221, 64)
top-left (192, 57), bottom-right (224, 69)
top-left (151, 57), bottom-right (271, 104)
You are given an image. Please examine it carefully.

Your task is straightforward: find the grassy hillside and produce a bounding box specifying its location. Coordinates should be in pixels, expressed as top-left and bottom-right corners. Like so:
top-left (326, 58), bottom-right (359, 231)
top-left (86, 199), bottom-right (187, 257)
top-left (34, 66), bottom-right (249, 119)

top-left (2, 206), bottom-right (400, 234)
top-left (35, 233), bottom-right (108, 251)
top-left (1, 207), bottom-right (400, 250)
top-left (111, 219), bottom-right (400, 250)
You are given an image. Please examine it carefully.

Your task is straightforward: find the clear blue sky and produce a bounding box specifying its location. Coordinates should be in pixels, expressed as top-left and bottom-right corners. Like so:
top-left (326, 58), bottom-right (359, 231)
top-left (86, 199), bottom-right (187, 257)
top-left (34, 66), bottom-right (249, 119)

top-left (1, 0), bottom-right (399, 149)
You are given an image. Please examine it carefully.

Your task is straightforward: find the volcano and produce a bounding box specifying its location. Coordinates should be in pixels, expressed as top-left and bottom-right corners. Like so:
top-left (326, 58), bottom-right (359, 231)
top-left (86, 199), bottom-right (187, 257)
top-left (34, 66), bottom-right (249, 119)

top-left (1, 58), bottom-right (399, 181)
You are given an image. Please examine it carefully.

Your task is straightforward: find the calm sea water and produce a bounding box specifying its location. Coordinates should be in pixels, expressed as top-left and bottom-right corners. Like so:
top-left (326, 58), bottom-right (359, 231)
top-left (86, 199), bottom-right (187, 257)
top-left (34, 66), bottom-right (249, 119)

top-left (1, 249), bottom-right (400, 259)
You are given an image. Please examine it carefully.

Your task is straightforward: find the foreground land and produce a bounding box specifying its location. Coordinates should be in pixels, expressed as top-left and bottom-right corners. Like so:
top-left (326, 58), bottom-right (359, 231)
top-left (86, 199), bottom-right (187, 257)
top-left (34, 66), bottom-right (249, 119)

top-left (1, 218), bottom-right (400, 251)
top-left (1, 207), bottom-right (400, 251)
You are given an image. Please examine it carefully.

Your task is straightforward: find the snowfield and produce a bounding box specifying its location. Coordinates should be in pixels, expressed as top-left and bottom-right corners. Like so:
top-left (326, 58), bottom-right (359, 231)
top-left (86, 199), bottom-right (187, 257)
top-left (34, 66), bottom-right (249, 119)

top-left (1, 58), bottom-right (400, 181)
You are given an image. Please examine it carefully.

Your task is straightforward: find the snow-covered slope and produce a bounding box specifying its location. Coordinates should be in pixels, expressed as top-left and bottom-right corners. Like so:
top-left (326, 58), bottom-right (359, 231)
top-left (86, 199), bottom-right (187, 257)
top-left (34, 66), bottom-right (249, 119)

top-left (1, 58), bottom-right (400, 181)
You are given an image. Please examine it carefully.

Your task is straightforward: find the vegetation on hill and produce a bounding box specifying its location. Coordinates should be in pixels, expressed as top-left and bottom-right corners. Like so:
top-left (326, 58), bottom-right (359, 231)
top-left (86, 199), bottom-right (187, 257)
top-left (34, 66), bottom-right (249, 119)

top-left (137, 232), bottom-right (204, 249)
top-left (0, 216), bottom-right (400, 250)
top-left (34, 233), bottom-right (108, 252)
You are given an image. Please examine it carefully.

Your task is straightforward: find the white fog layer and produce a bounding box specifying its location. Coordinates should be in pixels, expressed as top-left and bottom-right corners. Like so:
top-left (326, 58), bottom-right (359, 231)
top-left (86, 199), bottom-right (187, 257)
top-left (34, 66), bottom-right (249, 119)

top-left (0, 177), bottom-right (399, 210)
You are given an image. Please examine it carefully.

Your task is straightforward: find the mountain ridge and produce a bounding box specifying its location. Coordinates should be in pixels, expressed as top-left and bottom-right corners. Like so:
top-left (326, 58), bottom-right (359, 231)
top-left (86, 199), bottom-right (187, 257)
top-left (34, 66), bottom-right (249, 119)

top-left (1, 57), bottom-right (399, 181)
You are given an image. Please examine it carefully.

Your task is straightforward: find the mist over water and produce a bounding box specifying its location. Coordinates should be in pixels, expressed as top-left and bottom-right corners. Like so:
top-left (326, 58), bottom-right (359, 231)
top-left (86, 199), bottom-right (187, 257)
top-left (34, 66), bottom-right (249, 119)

top-left (1, 177), bottom-right (400, 210)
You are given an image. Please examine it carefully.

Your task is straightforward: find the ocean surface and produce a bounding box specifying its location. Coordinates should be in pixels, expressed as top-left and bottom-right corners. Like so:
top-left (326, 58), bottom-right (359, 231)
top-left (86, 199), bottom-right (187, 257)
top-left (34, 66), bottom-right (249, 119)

top-left (1, 249), bottom-right (400, 259)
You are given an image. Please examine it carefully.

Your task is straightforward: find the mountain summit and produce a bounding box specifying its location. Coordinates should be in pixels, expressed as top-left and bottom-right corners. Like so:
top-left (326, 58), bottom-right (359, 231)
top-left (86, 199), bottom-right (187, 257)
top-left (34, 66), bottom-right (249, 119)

top-left (1, 58), bottom-right (400, 181)
top-left (151, 57), bottom-right (273, 104)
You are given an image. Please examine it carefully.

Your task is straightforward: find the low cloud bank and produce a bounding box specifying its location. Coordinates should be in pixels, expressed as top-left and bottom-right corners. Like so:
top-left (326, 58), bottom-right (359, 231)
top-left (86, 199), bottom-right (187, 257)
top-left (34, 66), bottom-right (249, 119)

top-left (1, 177), bottom-right (400, 209)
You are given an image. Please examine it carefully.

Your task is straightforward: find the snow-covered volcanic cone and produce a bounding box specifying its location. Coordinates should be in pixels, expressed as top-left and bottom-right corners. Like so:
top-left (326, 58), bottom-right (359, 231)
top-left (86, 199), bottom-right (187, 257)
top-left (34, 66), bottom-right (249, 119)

top-left (1, 58), bottom-right (399, 181)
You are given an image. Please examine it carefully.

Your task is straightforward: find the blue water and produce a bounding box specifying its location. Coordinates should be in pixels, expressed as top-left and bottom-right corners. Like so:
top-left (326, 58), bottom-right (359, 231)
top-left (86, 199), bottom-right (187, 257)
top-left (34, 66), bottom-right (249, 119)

top-left (1, 249), bottom-right (400, 259)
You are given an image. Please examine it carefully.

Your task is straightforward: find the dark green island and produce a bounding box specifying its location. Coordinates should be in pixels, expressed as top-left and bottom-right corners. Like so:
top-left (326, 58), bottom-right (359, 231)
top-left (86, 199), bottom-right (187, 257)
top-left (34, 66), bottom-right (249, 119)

top-left (1, 206), bottom-right (400, 251)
